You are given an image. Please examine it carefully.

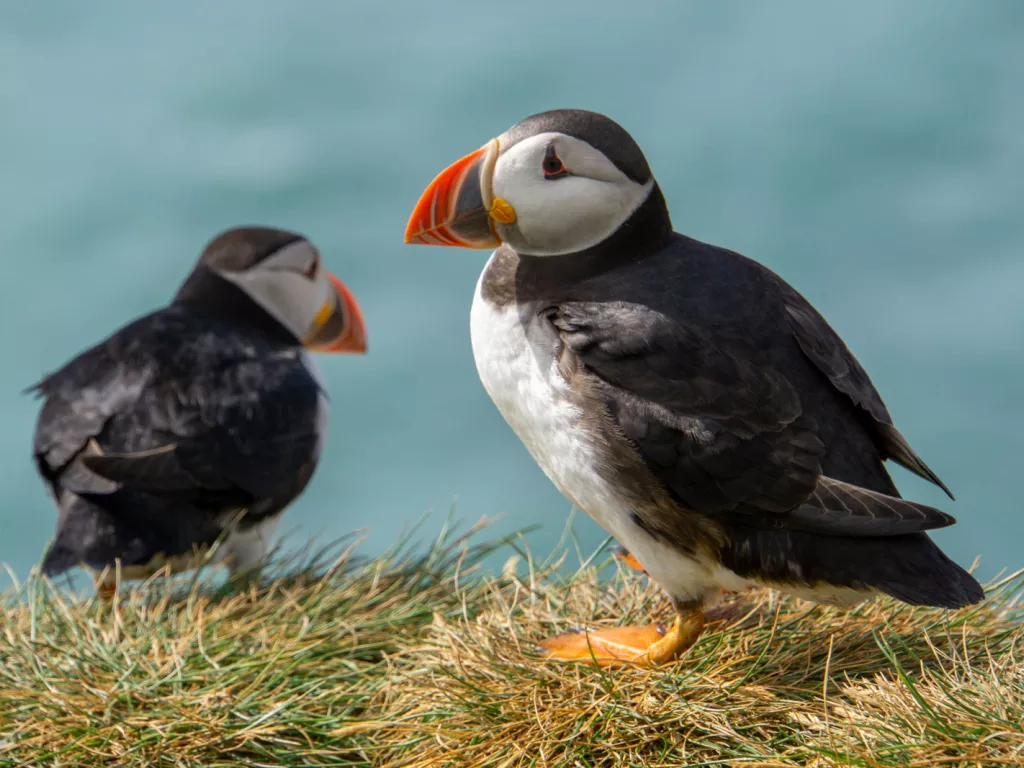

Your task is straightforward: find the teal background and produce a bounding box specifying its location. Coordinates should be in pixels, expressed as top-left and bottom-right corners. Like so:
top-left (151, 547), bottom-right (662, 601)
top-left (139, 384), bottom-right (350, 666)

top-left (1, 1), bottom-right (1021, 585)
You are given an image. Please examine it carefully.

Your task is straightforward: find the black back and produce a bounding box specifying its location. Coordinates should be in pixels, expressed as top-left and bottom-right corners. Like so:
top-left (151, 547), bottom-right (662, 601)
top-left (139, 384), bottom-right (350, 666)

top-left (31, 304), bottom-right (323, 574)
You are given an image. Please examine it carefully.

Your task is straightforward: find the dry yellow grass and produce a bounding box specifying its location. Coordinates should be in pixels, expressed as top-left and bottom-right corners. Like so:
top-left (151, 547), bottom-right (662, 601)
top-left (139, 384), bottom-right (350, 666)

top-left (1, 521), bottom-right (1021, 767)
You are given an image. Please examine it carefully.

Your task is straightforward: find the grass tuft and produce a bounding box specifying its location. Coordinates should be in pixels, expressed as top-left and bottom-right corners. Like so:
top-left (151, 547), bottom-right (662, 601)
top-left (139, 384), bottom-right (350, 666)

top-left (1, 521), bottom-right (1021, 767)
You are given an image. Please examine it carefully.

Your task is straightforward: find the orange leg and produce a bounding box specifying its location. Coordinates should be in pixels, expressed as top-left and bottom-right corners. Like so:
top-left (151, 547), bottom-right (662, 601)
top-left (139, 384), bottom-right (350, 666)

top-left (613, 549), bottom-right (731, 607)
top-left (96, 581), bottom-right (117, 602)
top-left (613, 546), bottom-right (648, 574)
top-left (538, 608), bottom-right (705, 667)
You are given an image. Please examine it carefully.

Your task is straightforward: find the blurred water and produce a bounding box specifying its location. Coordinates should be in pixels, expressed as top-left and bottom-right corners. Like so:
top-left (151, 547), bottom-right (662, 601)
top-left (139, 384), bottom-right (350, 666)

top-left (1, 0), bottom-right (1021, 586)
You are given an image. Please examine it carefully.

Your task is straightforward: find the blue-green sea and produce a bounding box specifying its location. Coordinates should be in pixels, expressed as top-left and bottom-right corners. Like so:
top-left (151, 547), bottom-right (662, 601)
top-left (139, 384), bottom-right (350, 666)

top-left (1, 1), bottom-right (1021, 587)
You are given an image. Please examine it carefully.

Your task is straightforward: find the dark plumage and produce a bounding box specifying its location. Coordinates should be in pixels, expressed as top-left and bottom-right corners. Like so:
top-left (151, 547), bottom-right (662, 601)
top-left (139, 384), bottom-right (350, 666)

top-left (540, 231), bottom-right (980, 607)
top-left (406, 108), bottom-right (982, 665)
top-left (32, 308), bottom-right (321, 576)
top-left (30, 226), bottom-right (365, 590)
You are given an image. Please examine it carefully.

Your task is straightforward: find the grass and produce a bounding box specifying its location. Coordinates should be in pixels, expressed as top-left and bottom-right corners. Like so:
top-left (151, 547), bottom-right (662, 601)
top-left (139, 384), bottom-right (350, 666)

top-left (1, 518), bottom-right (1021, 768)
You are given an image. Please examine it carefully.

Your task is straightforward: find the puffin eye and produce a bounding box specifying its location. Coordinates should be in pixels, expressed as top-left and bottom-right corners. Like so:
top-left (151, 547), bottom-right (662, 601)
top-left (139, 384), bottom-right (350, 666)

top-left (305, 254), bottom-right (320, 278)
top-left (542, 146), bottom-right (568, 179)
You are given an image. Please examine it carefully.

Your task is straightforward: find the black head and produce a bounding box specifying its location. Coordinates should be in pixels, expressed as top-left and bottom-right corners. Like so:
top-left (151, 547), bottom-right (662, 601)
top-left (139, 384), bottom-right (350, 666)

top-left (406, 109), bottom-right (670, 258)
top-left (499, 109), bottom-right (653, 185)
top-left (192, 226), bottom-right (308, 274)
top-left (173, 226), bottom-right (367, 353)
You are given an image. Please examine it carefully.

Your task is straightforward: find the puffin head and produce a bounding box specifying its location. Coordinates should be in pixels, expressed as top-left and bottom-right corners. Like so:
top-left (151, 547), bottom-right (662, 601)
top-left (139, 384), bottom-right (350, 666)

top-left (175, 227), bottom-right (367, 353)
top-left (405, 109), bottom-right (663, 257)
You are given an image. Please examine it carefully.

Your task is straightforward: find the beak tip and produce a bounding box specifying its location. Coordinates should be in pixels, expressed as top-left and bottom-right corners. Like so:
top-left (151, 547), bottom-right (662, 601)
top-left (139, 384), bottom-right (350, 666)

top-left (348, 316), bottom-right (368, 356)
top-left (404, 213), bottom-right (436, 246)
top-left (404, 143), bottom-right (501, 250)
top-left (318, 272), bottom-right (369, 355)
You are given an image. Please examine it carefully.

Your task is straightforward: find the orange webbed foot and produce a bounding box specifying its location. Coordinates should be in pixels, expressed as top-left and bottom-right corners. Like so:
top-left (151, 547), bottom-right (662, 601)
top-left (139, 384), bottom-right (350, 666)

top-left (538, 611), bottom-right (705, 667)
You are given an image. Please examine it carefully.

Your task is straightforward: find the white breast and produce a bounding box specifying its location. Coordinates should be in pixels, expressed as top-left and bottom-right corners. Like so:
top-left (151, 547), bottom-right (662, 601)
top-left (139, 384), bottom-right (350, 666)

top-left (469, 258), bottom-right (750, 605)
top-left (470, 272), bottom-right (618, 523)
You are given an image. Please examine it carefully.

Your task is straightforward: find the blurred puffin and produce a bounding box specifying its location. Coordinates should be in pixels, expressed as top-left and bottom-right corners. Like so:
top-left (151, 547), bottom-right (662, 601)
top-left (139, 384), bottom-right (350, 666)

top-left (30, 226), bottom-right (366, 597)
top-left (405, 109), bottom-right (983, 666)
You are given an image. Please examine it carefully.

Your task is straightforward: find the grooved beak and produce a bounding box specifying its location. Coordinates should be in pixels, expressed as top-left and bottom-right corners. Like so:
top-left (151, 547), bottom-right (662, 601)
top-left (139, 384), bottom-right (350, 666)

top-left (305, 272), bottom-right (367, 354)
top-left (404, 139), bottom-right (503, 249)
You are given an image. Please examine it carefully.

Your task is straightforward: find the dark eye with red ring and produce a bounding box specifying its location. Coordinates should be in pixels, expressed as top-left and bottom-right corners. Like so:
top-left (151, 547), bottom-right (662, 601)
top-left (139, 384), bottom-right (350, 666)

top-left (542, 146), bottom-right (568, 179)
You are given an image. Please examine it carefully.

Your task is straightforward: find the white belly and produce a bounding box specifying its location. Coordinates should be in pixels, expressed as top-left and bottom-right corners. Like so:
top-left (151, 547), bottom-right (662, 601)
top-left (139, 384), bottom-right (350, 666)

top-left (218, 513), bottom-right (282, 574)
top-left (469, 263), bottom-right (747, 604)
top-left (468, 261), bottom-right (874, 609)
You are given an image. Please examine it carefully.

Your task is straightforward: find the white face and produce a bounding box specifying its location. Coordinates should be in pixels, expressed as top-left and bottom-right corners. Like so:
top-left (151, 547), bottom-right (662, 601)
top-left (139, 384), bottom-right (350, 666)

top-left (490, 132), bottom-right (654, 257)
top-left (216, 239), bottom-right (336, 343)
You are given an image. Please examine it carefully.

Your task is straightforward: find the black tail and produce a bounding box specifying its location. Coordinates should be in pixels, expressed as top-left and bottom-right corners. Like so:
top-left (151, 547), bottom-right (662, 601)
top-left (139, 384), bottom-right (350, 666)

top-left (721, 526), bottom-right (984, 609)
top-left (41, 494), bottom-right (141, 577)
top-left (41, 492), bottom-right (222, 578)
top-left (41, 535), bottom-right (84, 577)
top-left (870, 536), bottom-right (984, 608)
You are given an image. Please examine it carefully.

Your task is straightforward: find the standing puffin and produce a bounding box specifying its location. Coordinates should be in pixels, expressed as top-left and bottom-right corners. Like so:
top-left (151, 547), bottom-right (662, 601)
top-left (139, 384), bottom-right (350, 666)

top-left (31, 226), bottom-right (366, 597)
top-left (405, 109), bottom-right (983, 665)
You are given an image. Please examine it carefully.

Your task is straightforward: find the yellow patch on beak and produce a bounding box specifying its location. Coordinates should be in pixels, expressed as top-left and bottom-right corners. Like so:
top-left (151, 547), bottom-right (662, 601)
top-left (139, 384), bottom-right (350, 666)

top-left (303, 299), bottom-right (334, 345)
top-left (312, 299), bottom-right (333, 329)
top-left (489, 197), bottom-right (517, 225)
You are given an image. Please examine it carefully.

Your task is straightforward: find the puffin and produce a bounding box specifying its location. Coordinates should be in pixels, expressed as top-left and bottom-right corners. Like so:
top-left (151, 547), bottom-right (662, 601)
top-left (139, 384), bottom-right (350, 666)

top-left (405, 109), bottom-right (984, 666)
top-left (30, 226), bottom-right (366, 598)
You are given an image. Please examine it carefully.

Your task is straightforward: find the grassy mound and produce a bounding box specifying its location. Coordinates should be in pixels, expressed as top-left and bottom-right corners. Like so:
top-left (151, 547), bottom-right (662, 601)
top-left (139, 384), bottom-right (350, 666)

top-left (1, 522), bottom-right (1021, 767)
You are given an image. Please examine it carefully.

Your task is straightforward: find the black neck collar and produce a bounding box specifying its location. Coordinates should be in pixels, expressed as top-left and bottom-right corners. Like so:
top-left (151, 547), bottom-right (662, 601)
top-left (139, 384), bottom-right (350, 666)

top-left (172, 267), bottom-right (299, 347)
top-left (513, 183), bottom-right (674, 292)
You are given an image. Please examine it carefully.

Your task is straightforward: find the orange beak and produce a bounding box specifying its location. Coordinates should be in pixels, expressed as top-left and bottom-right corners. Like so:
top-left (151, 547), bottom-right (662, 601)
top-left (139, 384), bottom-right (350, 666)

top-left (305, 272), bottom-right (367, 354)
top-left (404, 139), bottom-right (502, 249)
